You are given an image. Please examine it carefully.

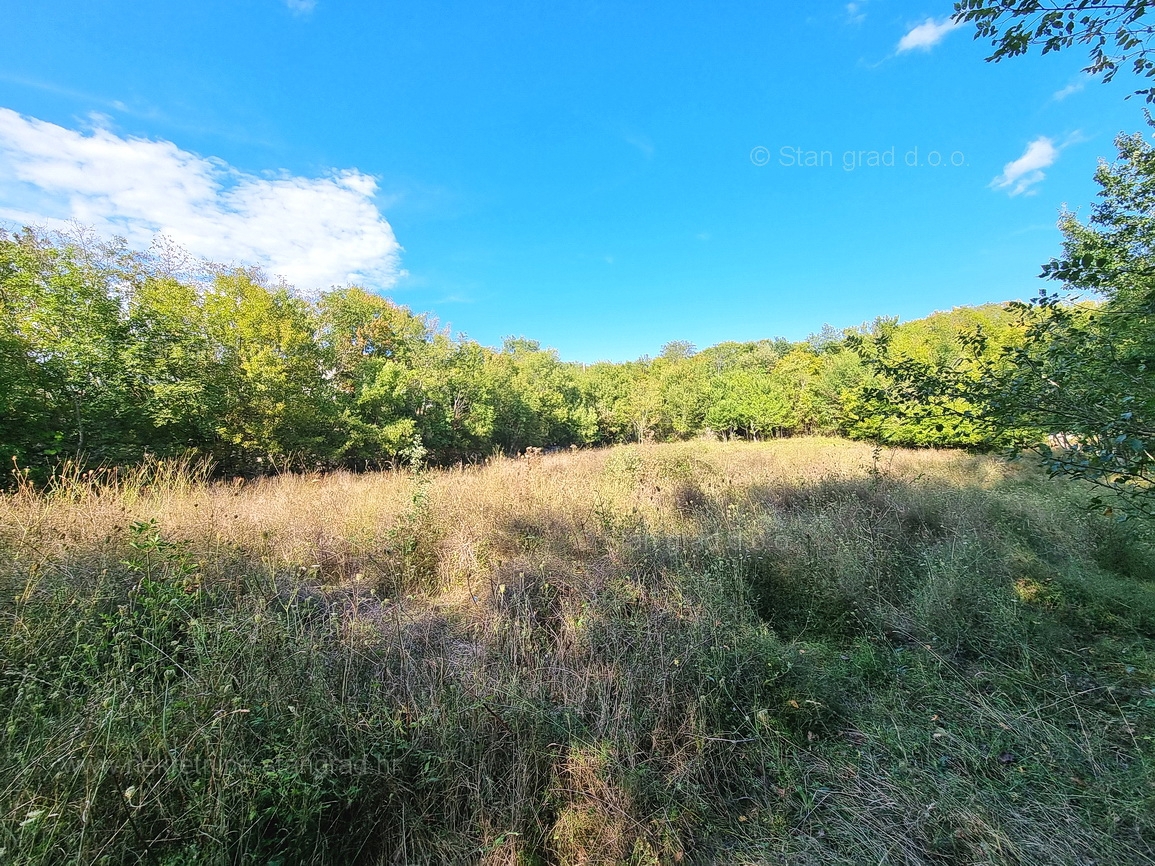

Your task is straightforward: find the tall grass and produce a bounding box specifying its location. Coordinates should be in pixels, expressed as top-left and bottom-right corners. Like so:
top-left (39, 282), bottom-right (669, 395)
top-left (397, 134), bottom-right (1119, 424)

top-left (1, 439), bottom-right (1152, 864)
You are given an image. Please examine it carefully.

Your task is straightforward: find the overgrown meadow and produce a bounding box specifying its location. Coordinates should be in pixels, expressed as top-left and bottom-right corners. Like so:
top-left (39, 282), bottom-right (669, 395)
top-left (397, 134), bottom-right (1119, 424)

top-left (2, 439), bottom-right (1152, 864)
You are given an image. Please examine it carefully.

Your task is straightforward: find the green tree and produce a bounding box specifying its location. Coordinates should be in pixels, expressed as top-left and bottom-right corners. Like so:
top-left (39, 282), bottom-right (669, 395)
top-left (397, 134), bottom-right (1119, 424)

top-left (202, 270), bottom-right (341, 471)
top-left (0, 328), bottom-right (55, 473)
top-left (625, 361), bottom-right (664, 442)
top-left (845, 307), bottom-right (1027, 448)
top-left (950, 1), bottom-right (1155, 513)
top-left (954, 0), bottom-right (1155, 100)
top-left (491, 338), bottom-right (595, 451)
top-left (655, 352), bottom-right (711, 439)
top-left (399, 336), bottom-right (498, 459)
top-left (0, 228), bottom-right (142, 466)
top-left (315, 287), bottom-right (432, 465)
top-left (580, 362), bottom-right (638, 444)
top-left (977, 128), bottom-right (1155, 515)
top-left (706, 366), bottom-right (793, 440)
top-left (809, 341), bottom-right (870, 435)
top-left (121, 274), bottom-right (227, 459)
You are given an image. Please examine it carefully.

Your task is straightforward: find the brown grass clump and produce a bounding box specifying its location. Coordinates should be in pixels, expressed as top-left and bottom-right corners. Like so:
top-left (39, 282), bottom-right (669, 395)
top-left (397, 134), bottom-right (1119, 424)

top-left (550, 743), bottom-right (637, 865)
top-left (1, 439), bottom-right (1153, 864)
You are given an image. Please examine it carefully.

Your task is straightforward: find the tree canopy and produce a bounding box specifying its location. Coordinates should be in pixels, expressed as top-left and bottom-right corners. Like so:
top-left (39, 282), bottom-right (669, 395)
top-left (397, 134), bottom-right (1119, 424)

top-left (3, 225), bottom-right (1042, 485)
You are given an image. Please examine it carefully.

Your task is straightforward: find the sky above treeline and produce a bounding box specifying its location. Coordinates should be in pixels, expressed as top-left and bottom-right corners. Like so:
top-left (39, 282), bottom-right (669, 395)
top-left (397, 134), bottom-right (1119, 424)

top-left (0, 1), bottom-right (1148, 362)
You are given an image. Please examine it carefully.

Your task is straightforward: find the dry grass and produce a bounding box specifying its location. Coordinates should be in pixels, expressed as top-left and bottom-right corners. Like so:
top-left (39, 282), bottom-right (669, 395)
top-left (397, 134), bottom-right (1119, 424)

top-left (1, 439), bottom-right (1153, 864)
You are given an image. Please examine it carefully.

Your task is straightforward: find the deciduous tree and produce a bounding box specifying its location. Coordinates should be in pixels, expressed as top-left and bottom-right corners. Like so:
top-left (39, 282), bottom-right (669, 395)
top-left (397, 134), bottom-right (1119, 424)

top-left (955, 0), bottom-right (1155, 100)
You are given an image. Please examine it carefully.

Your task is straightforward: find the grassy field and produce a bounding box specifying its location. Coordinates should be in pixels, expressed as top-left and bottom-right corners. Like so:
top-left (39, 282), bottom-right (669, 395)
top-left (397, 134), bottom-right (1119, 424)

top-left (1, 438), bottom-right (1153, 865)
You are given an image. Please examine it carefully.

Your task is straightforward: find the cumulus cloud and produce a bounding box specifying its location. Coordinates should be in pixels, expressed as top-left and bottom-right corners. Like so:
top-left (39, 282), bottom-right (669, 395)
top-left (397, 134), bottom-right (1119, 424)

top-left (284, 0), bottom-right (317, 15)
top-left (0, 107), bottom-right (401, 290)
top-left (897, 17), bottom-right (960, 52)
top-left (990, 137), bottom-right (1058, 196)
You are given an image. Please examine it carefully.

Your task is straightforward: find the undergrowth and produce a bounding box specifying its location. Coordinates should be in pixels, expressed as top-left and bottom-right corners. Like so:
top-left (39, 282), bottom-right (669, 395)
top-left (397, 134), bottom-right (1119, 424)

top-left (1, 439), bottom-right (1152, 864)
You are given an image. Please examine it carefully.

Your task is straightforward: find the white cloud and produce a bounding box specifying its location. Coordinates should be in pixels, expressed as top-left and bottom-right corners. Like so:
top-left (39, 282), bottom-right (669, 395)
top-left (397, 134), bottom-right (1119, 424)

top-left (0, 108), bottom-right (402, 290)
top-left (1053, 75), bottom-right (1092, 100)
top-left (990, 137), bottom-right (1059, 197)
top-left (897, 17), bottom-right (960, 52)
top-left (284, 0), bottom-right (316, 15)
top-left (846, 2), bottom-right (866, 25)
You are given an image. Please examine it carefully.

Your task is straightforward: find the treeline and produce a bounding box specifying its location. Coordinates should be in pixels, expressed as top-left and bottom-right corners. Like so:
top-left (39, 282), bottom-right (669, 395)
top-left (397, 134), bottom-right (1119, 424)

top-left (0, 227), bottom-right (1031, 480)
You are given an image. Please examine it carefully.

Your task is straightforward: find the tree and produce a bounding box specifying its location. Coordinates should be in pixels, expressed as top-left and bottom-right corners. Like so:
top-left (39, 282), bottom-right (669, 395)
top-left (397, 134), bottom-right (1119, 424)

top-left (655, 352), bottom-right (711, 439)
top-left (579, 362), bottom-right (638, 444)
top-left (491, 341), bottom-right (595, 451)
top-left (705, 367), bottom-right (793, 440)
top-left (122, 267), bottom-right (261, 462)
top-left (315, 287), bottom-right (432, 466)
top-left (979, 128), bottom-right (1155, 515)
top-left (0, 228), bottom-right (143, 466)
top-left (954, 0), bottom-right (1155, 100)
top-left (201, 270), bottom-right (342, 471)
top-left (949, 1), bottom-right (1155, 515)
top-left (845, 306), bottom-right (1033, 448)
top-left (850, 135), bottom-right (1155, 515)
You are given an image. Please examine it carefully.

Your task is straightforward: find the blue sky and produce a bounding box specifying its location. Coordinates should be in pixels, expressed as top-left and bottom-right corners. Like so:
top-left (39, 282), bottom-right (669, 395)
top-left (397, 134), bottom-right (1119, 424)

top-left (0, 0), bottom-right (1147, 362)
